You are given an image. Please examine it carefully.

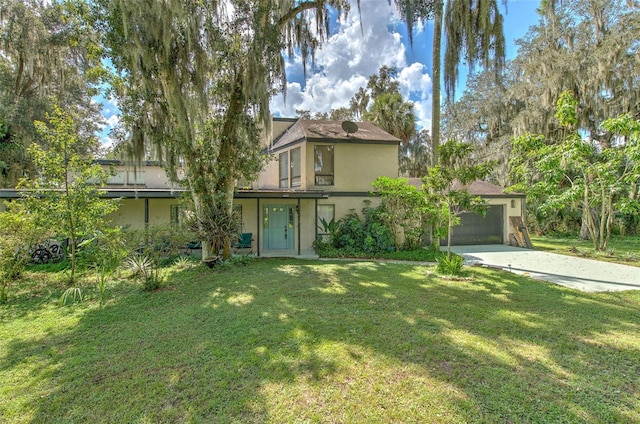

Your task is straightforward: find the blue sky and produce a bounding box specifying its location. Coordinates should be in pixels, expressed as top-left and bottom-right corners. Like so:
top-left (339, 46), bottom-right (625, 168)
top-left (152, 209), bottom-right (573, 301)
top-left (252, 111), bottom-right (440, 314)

top-left (271, 0), bottom-right (542, 130)
top-left (98, 0), bottom-right (542, 146)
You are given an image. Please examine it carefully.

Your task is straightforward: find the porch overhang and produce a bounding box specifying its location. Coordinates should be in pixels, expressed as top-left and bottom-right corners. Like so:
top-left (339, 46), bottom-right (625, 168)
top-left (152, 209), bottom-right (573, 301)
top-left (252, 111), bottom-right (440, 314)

top-left (234, 189), bottom-right (329, 199)
top-left (0, 188), bottom-right (189, 199)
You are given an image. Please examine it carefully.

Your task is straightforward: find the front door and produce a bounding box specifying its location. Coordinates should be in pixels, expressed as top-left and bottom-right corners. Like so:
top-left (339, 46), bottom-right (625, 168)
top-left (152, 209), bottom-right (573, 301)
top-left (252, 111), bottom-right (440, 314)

top-left (264, 205), bottom-right (295, 250)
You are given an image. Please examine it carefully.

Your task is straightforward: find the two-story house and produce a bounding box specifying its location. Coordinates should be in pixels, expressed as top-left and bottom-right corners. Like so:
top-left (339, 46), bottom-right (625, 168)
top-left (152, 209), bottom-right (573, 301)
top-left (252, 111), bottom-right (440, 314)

top-left (0, 118), bottom-right (527, 255)
top-left (233, 118), bottom-right (402, 256)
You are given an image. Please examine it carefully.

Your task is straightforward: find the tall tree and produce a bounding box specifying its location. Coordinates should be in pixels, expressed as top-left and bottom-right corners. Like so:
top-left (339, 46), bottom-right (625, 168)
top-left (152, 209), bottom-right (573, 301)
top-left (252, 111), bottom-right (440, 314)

top-left (399, 129), bottom-right (431, 177)
top-left (334, 66), bottom-right (417, 144)
top-left (442, 66), bottom-right (519, 185)
top-left (98, 0), bottom-right (354, 260)
top-left (395, 0), bottom-right (506, 165)
top-left (422, 139), bottom-right (493, 256)
top-left (363, 92), bottom-right (416, 144)
top-left (510, 92), bottom-right (640, 250)
top-left (17, 104), bottom-right (117, 284)
top-left (0, 0), bottom-right (104, 187)
top-left (510, 0), bottom-right (640, 145)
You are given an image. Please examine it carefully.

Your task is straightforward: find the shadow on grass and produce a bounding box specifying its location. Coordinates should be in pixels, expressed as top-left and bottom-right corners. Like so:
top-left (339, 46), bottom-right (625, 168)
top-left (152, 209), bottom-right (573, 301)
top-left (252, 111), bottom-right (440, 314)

top-left (2, 260), bottom-right (640, 422)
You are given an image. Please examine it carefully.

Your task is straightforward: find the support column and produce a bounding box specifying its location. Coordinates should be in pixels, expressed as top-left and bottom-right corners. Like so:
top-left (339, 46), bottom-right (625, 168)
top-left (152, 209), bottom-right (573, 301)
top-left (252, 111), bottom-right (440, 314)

top-left (297, 198), bottom-right (301, 256)
top-left (256, 198), bottom-right (260, 257)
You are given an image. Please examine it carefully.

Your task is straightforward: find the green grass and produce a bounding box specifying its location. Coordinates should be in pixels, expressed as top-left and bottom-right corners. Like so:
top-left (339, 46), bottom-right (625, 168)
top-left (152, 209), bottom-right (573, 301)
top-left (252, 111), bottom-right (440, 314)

top-left (316, 246), bottom-right (443, 262)
top-left (531, 235), bottom-right (640, 266)
top-left (2, 260), bottom-right (640, 423)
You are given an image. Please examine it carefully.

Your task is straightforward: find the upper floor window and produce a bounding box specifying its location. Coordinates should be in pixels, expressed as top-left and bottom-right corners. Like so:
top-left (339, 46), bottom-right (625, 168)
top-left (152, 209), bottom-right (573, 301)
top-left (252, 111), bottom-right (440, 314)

top-left (290, 147), bottom-right (301, 187)
top-left (106, 171), bottom-right (125, 185)
top-left (314, 145), bottom-right (334, 186)
top-left (127, 170), bottom-right (145, 185)
top-left (279, 152), bottom-right (289, 188)
top-left (279, 147), bottom-right (302, 188)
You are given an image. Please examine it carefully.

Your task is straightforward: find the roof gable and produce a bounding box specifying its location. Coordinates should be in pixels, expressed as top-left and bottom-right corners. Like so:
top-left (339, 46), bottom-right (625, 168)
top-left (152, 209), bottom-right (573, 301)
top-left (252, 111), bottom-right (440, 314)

top-left (270, 119), bottom-right (401, 151)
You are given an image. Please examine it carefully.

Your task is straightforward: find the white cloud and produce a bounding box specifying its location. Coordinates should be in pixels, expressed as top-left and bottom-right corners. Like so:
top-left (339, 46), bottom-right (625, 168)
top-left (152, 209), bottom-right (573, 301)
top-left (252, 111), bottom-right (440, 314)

top-left (270, 0), bottom-right (433, 128)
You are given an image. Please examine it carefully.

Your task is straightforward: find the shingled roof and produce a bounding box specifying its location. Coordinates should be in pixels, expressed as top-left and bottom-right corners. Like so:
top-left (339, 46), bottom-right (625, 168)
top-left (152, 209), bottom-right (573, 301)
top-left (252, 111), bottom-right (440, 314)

top-left (408, 178), bottom-right (523, 197)
top-left (270, 119), bottom-right (401, 151)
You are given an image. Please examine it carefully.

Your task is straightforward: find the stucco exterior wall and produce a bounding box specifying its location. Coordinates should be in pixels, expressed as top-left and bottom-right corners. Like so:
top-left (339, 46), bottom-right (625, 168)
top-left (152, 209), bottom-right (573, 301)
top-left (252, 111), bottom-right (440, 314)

top-left (306, 142), bottom-right (398, 192)
top-left (108, 199), bottom-right (146, 228)
top-left (103, 165), bottom-right (183, 190)
top-left (107, 198), bottom-right (181, 229)
top-left (235, 198), bottom-right (259, 250)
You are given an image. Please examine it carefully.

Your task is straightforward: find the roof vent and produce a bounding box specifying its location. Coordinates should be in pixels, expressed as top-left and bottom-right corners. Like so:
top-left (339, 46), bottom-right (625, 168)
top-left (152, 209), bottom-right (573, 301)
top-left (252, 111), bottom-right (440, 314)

top-left (341, 121), bottom-right (359, 136)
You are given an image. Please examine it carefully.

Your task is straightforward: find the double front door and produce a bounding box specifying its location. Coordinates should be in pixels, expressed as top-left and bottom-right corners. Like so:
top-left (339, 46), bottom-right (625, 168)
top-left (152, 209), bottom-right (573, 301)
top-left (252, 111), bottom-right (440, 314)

top-left (263, 205), bottom-right (295, 250)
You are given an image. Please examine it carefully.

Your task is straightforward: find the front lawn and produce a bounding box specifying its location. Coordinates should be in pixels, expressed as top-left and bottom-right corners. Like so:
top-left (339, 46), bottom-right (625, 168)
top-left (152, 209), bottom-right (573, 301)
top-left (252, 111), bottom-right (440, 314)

top-left (1, 260), bottom-right (639, 423)
top-left (531, 235), bottom-right (640, 265)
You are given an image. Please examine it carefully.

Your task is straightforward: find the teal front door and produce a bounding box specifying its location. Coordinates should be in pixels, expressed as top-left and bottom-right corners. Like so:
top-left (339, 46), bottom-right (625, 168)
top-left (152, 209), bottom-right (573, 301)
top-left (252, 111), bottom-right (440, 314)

top-left (264, 205), bottom-right (295, 250)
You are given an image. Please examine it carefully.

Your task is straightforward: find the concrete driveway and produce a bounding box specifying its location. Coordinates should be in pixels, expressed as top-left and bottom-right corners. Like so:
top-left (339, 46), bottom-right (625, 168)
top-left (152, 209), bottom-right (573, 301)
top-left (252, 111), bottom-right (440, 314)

top-left (450, 245), bottom-right (640, 292)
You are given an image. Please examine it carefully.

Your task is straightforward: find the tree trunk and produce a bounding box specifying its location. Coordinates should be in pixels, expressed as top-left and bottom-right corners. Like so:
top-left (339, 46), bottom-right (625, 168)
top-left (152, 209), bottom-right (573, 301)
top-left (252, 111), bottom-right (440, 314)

top-left (582, 185), bottom-right (598, 250)
top-left (431, 0), bottom-right (443, 167)
top-left (447, 213), bottom-right (453, 259)
top-left (579, 215), bottom-right (591, 240)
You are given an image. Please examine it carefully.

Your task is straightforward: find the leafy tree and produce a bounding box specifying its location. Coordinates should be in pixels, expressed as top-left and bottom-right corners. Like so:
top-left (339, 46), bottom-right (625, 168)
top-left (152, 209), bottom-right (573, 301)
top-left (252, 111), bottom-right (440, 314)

top-left (510, 0), bottom-right (640, 145)
top-left (399, 129), bottom-right (432, 177)
top-left (395, 0), bottom-right (506, 165)
top-left (442, 67), bottom-right (517, 185)
top-left (422, 140), bottom-right (493, 257)
top-left (17, 104), bottom-right (118, 284)
top-left (97, 0), bottom-right (354, 260)
top-left (510, 92), bottom-right (640, 250)
top-left (0, 206), bottom-right (44, 303)
top-left (363, 92), bottom-right (415, 144)
top-left (371, 176), bottom-right (426, 249)
top-left (0, 0), bottom-right (105, 187)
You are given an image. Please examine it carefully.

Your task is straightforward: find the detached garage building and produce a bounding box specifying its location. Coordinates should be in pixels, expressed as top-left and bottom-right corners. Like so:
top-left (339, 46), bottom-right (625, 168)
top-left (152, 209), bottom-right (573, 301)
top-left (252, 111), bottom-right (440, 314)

top-left (409, 179), bottom-right (527, 246)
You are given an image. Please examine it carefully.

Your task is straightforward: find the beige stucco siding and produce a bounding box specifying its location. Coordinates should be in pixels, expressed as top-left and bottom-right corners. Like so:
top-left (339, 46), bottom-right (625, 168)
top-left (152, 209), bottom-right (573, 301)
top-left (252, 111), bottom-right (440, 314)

top-left (108, 199), bottom-right (145, 228)
top-left (306, 142), bottom-right (398, 192)
top-left (234, 198), bottom-right (259, 250)
top-left (107, 198), bottom-right (181, 229)
top-left (148, 199), bottom-right (176, 225)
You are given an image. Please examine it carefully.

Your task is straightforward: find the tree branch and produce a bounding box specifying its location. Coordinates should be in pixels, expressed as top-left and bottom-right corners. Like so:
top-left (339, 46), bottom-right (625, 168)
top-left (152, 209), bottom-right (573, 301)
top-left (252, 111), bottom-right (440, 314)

top-left (277, 1), bottom-right (321, 29)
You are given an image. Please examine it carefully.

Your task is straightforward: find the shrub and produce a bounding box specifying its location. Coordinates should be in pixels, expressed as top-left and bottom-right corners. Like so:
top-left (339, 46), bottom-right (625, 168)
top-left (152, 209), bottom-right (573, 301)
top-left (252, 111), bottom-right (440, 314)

top-left (125, 254), bottom-right (163, 291)
top-left (124, 224), bottom-right (196, 260)
top-left (173, 256), bottom-right (197, 270)
top-left (437, 254), bottom-right (464, 275)
top-left (334, 211), bottom-right (365, 250)
top-left (220, 254), bottom-right (255, 267)
top-left (0, 210), bottom-right (47, 303)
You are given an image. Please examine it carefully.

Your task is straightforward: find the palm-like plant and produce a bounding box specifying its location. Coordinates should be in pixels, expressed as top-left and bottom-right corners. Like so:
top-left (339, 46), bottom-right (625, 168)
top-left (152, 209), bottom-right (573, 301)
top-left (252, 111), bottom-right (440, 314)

top-left (364, 92), bottom-right (416, 144)
top-left (395, 0), bottom-right (506, 165)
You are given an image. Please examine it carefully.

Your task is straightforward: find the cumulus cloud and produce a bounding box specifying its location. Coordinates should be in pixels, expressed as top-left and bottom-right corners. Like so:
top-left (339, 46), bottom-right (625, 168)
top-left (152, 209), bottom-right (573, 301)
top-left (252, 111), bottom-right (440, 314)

top-left (271, 0), bottom-right (433, 129)
top-left (95, 95), bottom-right (121, 149)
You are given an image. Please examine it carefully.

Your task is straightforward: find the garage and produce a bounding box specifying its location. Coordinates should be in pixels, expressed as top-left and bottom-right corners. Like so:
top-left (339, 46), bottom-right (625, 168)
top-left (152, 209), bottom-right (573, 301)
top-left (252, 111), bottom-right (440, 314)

top-left (445, 205), bottom-right (504, 245)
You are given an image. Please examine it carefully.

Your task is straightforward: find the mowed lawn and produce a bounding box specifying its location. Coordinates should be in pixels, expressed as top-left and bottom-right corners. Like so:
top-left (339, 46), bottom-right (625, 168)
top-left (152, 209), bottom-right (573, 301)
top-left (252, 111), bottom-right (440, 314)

top-left (1, 259), bottom-right (640, 423)
top-left (531, 235), bottom-right (640, 266)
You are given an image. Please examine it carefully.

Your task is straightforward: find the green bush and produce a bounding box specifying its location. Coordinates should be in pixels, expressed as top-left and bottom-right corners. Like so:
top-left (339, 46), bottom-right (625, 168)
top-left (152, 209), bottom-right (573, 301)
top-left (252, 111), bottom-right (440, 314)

top-left (334, 212), bottom-right (365, 250)
top-left (0, 210), bottom-right (47, 303)
top-left (436, 254), bottom-right (464, 275)
top-left (125, 254), bottom-right (163, 291)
